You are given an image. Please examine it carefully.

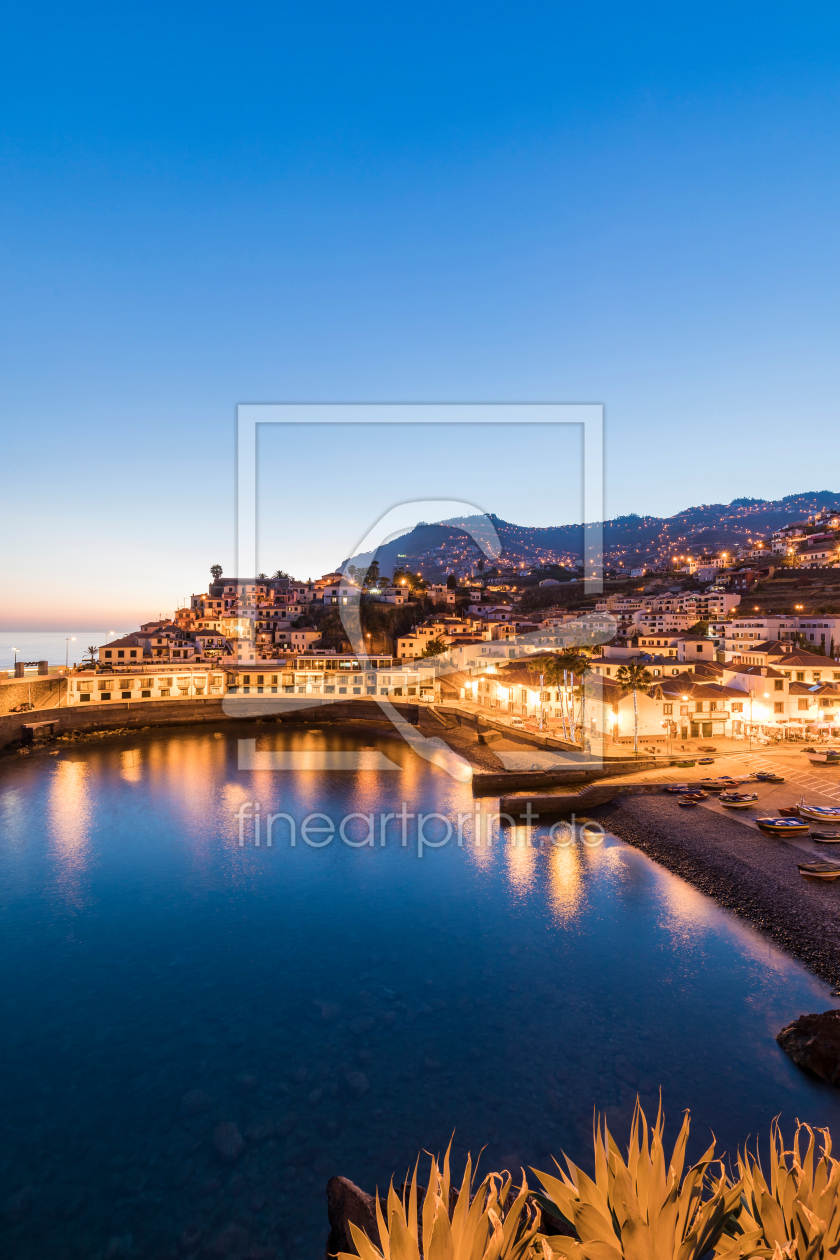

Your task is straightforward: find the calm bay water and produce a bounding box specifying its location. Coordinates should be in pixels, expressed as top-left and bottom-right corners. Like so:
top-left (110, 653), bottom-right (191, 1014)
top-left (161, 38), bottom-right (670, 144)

top-left (1, 722), bottom-right (840, 1259)
top-left (0, 631), bottom-right (126, 672)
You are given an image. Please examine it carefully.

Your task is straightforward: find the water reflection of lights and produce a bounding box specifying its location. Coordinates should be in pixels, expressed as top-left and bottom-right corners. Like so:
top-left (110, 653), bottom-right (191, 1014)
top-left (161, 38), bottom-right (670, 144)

top-left (47, 761), bottom-right (93, 896)
top-left (547, 844), bottom-right (583, 923)
top-left (505, 829), bottom-right (537, 894)
top-left (120, 748), bottom-right (142, 783)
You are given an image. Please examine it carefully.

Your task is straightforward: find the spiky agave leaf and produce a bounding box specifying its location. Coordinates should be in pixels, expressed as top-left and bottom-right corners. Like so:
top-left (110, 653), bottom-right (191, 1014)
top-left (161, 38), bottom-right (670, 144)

top-left (337, 1141), bottom-right (544, 1260)
top-left (533, 1100), bottom-right (740, 1260)
top-left (715, 1120), bottom-right (840, 1260)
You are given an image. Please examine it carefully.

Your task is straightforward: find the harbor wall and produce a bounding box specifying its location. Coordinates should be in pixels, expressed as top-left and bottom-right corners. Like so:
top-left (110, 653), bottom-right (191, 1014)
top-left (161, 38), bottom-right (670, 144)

top-left (0, 698), bottom-right (421, 750)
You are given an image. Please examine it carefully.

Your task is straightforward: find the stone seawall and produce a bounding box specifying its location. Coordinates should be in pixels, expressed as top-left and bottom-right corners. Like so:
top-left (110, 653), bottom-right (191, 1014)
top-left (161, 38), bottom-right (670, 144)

top-left (0, 698), bottom-right (420, 750)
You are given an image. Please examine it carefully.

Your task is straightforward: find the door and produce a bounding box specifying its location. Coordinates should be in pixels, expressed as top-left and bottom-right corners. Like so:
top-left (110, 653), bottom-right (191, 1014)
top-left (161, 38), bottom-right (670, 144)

top-left (702, 722), bottom-right (713, 737)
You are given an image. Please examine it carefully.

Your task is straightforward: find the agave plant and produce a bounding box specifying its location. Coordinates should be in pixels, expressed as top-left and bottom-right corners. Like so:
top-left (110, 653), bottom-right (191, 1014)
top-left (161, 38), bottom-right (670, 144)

top-left (715, 1120), bottom-right (840, 1259)
top-left (337, 1141), bottom-right (544, 1260)
top-left (532, 1101), bottom-right (741, 1259)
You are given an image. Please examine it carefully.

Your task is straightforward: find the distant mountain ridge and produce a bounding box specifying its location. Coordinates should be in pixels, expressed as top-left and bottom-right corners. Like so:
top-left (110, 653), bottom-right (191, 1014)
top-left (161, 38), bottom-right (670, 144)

top-left (341, 491), bottom-right (840, 578)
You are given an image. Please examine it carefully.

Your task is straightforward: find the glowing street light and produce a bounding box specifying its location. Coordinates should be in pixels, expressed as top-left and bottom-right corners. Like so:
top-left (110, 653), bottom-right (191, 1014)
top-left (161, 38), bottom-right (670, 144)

top-left (65, 636), bottom-right (76, 668)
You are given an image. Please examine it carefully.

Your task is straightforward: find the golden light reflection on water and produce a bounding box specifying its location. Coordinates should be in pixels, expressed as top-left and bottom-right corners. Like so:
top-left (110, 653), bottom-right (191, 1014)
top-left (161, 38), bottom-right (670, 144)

top-left (119, 749), bottom-right (142, 783)
top-left (47, 760), bottom-right (93, 900)
top-left (547, 843), bottom-right (584, 923)
top-left (505, 829), bottom-right (537, 895)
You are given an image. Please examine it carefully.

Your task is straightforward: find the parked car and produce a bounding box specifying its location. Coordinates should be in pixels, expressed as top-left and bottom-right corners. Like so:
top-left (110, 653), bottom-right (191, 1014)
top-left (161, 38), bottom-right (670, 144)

top-left (509, 716), bottom-right (525, 727)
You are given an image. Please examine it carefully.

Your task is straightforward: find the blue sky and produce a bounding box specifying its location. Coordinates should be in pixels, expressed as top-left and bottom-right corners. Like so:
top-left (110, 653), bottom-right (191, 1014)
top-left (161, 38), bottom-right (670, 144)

top-left (2, 3), bottom-right (839, 624)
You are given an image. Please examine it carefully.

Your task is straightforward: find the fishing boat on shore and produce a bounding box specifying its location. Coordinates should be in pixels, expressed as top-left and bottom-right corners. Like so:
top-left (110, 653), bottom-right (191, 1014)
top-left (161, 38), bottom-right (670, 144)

top-left (754, 816), bottom-right (810, 836)
top-left (797, 803), bottom-right (840, 823)
top-left (804, 748), bottom-right (840, 765)
top-left (720, 792), bottom-right (759, 809)
top-left (797, 861), bottom-right (840, 881)
top-left (812, 831), bottom-right (840, 843)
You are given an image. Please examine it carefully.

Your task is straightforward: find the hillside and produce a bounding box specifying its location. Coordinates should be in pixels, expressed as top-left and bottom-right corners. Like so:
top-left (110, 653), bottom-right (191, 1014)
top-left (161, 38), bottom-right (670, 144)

top-left (340, 491), bottom-right (840, 579)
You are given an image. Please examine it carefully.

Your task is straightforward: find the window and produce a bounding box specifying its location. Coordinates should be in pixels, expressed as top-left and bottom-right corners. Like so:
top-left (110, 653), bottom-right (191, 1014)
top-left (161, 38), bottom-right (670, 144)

top-left (796, 672), bottom-right (805, 681)
top-left (80, 693), bottom-right (91, 701)
top-left (731, 702), bottom-right (743, 713)
top-left (695, 701), bottom-right (704, 712)
top-left (117, 650), bottom-right (125, 658)
top-left (141, 690), bottom-right (151, 698)
top-left (121, 691), bottom-right (132, 700)
top-left (104, 650), bottom-right (112, 658)
top-left (774, 680), bottom-right (783, 691)
top-left (663, 703), bottom-right (673, 715)
top-left (798, 699), bottom-right (809, 711)
top-left (813, 673), bottom-right (822, 682)
top-left (774, 702), bottom-right (784, 714)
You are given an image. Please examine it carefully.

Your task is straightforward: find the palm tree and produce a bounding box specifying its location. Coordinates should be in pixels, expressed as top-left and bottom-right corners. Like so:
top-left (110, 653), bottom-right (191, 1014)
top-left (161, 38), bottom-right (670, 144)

top-left (554, 648), bottom-right (586, 741)
top-left (210, 564), bottom-right (223, 582)
top-left (615, 660), bottom-right (653, 755)
top-left (83, 645), bottom-right (98, 667)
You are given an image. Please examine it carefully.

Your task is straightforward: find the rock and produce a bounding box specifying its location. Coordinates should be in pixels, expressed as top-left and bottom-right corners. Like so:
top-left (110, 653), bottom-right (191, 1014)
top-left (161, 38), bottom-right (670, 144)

top-left (348, 1016), bottom-right (375, 1035)
top-left (213, 1122), bottom-right (245, 1161)
top-left (344, 1070), bottom-right (370, 1098)
top-left (244, 1117), bottom-right (275, 1142)
top-left (313, 1000), bottom-right (340, 1022)
top-left (181, 1088), bottom-right (212, 1114)
top-left (207, 1223), bottom-right (250, 1256)
top-left (104, 1235), bottom-right (134, 1259)
top-left (2, 1185), bottom-right (35, 1223)
top-left (777, 1009), bottom-right (840, 1083)
top-left (324, 1176), bottom-right (383, 1260)
top-left (179, 1224), bottom-right (202, 1253)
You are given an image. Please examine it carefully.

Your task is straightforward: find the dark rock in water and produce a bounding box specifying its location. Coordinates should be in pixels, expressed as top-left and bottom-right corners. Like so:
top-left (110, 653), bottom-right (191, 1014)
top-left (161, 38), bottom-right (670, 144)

top-left (179, 1223), bottom-right (202, 1252)
top-left (348, 1016), bottom-right (375, 1035)
top-left (313, 1000), bottom-right (340, 1022)
top-left (2, 1185), bottom-right (35, 1223)
top-left (324, 1176), bottom-right (383, 1260)
top-left (777, 1009), bottom-right (840, 1083)
top-left (244, 1116), bottom-right (275, 1142)
top-left (207, 1222), bottom-right (250, 1255)
top-left (181, 1088), bottom-right (213, 1114)
top-left (214, 1121), bottom-right (245, 1161)
top-left (344, 1070), bottom-right (370, 1098)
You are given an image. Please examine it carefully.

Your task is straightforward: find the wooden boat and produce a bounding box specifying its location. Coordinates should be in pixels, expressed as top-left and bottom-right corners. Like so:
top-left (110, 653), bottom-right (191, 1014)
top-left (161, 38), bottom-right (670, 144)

top-left (664, 784), bottom-right (690, 793)
top-left (719, 792), bottom-right (759, 809)
top-left (798, 861), bottom-right (840, 881)
top-left (779, 806), bottom-right (801, 817)
top-left (754, 817), bottom-right (810, 836)
top-left (683, 790), bottom-right (708, 799)
top-left (797, 804), bottom-right (840, 824)
top-left (678, 798), bottom-right (699, 807)
top-left (675, 760), bottom-right (696, 768)
top-left (812, 831), bottom-right (840, 843)
top-left (698, 758), bottom-right (715, 765)
top-left (755, 772), bottom-right (785, 783)
top-left (804, 749), bottom-right (840, 765)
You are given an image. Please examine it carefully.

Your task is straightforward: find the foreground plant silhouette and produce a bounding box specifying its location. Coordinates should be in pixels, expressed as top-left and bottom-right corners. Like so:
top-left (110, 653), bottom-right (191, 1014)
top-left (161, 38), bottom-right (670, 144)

top-left (718, 1119), bottom-right (840, 1259)
top-left (533, 1101), bottom-right (740, 1258)
top-left (337, 1107), bottom-right (840, 1260)
top-left (336, 1140), bottom-right (543, 1260)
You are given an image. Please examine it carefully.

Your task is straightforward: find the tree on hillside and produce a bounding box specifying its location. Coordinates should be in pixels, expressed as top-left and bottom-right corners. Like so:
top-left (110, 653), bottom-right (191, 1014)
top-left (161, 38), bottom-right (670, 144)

top-left (446, 573), bottom-right (457, 589)
top-left (272, 569), bottom-right (290, 579)
top-left (363, 560), bottom-right (380, 587)
top-left (210, 564), bottom-right (223, 582)
top-left (615, 660), bottom-right (653, 755)
top-left (688, 620), bottom-right (709, 635)
top-left (422, 638), bottom-right (447, 657)
top-left (256, 572), bottom-right (268, 579)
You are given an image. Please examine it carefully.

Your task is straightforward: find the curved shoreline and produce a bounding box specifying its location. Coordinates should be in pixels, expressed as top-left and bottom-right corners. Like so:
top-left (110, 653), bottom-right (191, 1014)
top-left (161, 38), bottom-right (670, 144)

top-left (592, 795), bottom-right (840, 988)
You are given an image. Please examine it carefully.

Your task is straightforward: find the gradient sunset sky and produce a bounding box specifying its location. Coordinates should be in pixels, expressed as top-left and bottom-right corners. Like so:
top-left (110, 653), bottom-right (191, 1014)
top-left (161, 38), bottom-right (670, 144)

top-left (2, 3), bottom-right (839, 627)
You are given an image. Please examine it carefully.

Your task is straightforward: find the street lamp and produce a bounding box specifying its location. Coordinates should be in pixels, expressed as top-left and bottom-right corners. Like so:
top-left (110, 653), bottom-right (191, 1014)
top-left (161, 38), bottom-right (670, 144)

top-left (65, 636), bottom-right (76, 668)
